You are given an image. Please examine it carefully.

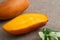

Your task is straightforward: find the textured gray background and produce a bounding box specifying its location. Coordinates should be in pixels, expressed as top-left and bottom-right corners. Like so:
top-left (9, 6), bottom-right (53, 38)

top-left (0, 0), bottom-right (60, 40)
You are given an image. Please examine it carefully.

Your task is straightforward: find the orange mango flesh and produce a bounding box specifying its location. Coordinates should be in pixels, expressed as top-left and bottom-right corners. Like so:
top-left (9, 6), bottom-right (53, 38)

top-left (2, 13), bottom-right (48, 35)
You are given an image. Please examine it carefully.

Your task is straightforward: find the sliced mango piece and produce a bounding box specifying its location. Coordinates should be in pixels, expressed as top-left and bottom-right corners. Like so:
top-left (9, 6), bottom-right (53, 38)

top-left (2, 13), bottom-right (48, 35)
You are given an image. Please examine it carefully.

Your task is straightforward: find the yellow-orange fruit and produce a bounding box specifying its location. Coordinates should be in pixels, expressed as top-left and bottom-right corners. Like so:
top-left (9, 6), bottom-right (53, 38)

top-left (0, 0), bottom-right (29, 20)
top-left (2, 13), bottom-right (48, 35)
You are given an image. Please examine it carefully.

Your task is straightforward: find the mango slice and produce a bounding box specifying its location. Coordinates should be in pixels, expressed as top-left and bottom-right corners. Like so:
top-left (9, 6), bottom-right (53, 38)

top-left (2, 13), bottom-right (48, 35)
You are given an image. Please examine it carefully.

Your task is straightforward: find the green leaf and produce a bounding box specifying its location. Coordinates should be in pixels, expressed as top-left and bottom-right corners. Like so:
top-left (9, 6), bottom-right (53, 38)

top-left (50, 36), bottom-right (58, 40)
top-left (39, 28), bottom-right (60, 40)
top-left (58, 37), bottom-right (60, 40)
top-left (43, 28), bottom-right (53, 34)
top-left (44, 34), bottom-right (48, 40)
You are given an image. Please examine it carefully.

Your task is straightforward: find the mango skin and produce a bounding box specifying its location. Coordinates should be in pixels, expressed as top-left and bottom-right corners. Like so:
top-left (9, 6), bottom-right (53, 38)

top-left (2, 13), bottom-right (48, 35)
top-left (0, 0), bottom-right (29, 20)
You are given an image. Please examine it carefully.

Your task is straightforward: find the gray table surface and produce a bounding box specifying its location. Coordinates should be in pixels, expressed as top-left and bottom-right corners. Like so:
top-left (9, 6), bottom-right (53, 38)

top-left (0, 0), bottom-right (60, 40)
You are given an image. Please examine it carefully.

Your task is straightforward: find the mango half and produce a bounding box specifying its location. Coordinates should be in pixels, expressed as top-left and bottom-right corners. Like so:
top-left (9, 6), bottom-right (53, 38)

top-left (2, 13), bottom-right (48, 35)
